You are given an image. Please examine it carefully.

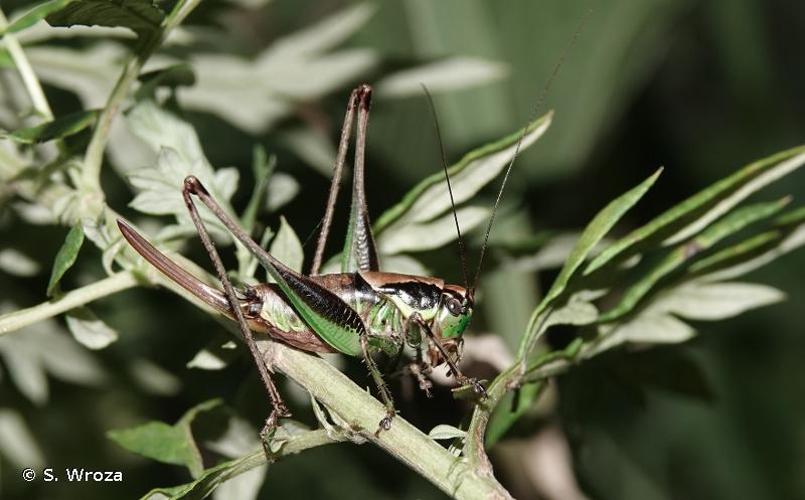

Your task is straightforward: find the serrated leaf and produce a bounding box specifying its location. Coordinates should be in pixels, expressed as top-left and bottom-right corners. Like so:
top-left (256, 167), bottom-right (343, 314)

top-left (375, 112), bottom-right (553, 235)
top-left (1, 0), bottom-right (74, 36)
top-left (108, 399), bottom-right (222, 478)
top-left (46, 0), bottom-right (165, 39)
top-left (267, 217), bottom-right (303, 275)
top-left (598, 198), bottom-right (789, 322)
top-left (377, 205), bottom-right (488, 254)
top-left (586, 146), bottom-right (805, 274)
top-left (140, 451), bottom-right (266, 500)
top-left (46, 224), bottom-right (84, 297)
top-left (519, 168), bottom-right (662, 356)
top-left (2, 109), bottom-right (99, 144)
top-left (126, 101), bottom-right (239, 241)
top-left (376, 57), bottom-right (508, 98)
top-left (65, 306), bottom-right (118, 349)
top-left (653, 281), bottom-right (785, 321)
top-left (0, 249), bottom-right (41, 277)
top-left (427, 424), bottom-right (467, 441)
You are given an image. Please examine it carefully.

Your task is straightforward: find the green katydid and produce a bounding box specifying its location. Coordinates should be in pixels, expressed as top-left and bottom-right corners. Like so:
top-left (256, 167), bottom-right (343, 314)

top-left (117, 84), bottom-right (517, 438)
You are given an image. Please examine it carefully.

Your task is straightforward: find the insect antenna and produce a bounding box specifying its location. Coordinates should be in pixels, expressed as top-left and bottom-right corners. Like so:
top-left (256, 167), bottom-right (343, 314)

top-left (421, 84), bottom-right (470, 291)
top-left (470, 10), bottom-right (591, 298)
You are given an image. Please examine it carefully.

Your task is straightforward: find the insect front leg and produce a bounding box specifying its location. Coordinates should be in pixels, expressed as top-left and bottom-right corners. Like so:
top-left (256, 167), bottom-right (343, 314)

top-left (409, 313), bottom-right (486, 398)
top-left (181, 178), bottom-right (290, 451)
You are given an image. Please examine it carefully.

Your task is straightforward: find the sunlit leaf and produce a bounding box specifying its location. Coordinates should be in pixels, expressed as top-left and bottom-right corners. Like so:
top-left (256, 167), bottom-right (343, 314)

top-left (126, 101), bottom-right (239, 241)
top-left (598, 198), bottom-right (789, 322)
top-left (46, 224), bottom-right (84, 297)
top-left (268, 217), bottom-right (303, 275)
top-left (65, 306), bottom-right (118, 349)
top-left (0, 249), bottom-right (40, 277)
top-left (0, 409), bottom-right (45, 468)
top-left (375, 112), bottom-right (552, 235)
top-left (1, 109), bottom-right (99, 144)
top-left (428, 424), bottom-right (467, 441)
top-left (0, 307), bottom-right (104, 405)
top-left (376, 57), bottom-right (508, 98)
top-left (653, 281), bottom-right (784, 321)
top-left (377, 205), bottom-right (488, 254)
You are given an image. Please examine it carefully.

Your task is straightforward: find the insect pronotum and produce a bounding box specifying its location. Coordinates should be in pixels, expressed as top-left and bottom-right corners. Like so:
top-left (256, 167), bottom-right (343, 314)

top-left (118, 84), bottom-right (517, 440)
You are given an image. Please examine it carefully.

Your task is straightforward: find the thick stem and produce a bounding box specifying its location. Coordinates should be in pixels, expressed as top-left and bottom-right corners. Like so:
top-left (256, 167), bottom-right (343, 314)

top-left (260, 339), bottom-right (513, 500)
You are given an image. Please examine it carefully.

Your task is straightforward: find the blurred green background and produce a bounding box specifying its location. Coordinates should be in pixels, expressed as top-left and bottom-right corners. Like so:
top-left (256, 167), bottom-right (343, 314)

top-left (1, 0), bottom-right (803, 499)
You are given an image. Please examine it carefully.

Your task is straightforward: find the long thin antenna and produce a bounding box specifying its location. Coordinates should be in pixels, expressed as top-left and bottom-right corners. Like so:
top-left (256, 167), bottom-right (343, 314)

top-left (470, 9), bottom-right (592, 296)
top-left (421, 83), bottom-right (470, 291)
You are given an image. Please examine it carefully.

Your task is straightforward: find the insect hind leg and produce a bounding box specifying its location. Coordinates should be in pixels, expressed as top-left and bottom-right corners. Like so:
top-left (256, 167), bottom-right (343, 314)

top-left (182, 176), bottom-right (291, 451)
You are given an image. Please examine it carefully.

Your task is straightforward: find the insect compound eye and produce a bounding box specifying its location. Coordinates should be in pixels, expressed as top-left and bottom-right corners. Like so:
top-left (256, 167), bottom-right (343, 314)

top-left (445, 297), bottom-right (463, 316)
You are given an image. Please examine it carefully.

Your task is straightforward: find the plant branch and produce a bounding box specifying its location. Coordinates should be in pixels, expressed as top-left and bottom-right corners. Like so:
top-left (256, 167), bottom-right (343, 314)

top-left (80, 0), bottom-right (203, 195)
top-left (0, 9), bottom-right (54, 120)
top-left (0, 270), bottom-right (138, 335)
top-left (258, 339), bottom-right (512, 500)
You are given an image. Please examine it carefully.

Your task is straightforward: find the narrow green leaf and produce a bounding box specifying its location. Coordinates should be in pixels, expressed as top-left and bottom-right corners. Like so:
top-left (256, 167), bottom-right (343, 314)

top-left (2, 109), bottom-right (99, 144)
top-left (586, 145), bottom-right (805, 274)
top-left (46, 0), bottom-right (165, 39)
top-left (696, 224), bottom-right (805, 283)
top-left (374, 112), bottom-right (553, 235)
top-left (46, 224), bottom-right (84, 297)
top-left (1, 0), bottom-right (74, 36)
top-left (598, 198), bottom-right (790, 322)
top-left (140, 451), bottom-right (265, 500)
top-left (108, 399), bottom-right (222, 478)
top-left (519, 168), bottom-right (662, 356)
top-left (687, 230), bottom-right (782, 276)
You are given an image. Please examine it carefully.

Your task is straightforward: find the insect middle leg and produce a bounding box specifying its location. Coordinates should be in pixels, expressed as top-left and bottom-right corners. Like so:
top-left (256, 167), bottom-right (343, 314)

top-left (407, 313), bottom-right (486, 397)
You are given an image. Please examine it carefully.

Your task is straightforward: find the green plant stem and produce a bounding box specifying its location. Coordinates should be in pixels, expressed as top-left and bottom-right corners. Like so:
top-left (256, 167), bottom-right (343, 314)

top-left (80, 0), bottom-right (203, 195)
top-left (0, 271), bottom-right (138, 335)
top-left (0, 9), bottom-right (54, 121)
